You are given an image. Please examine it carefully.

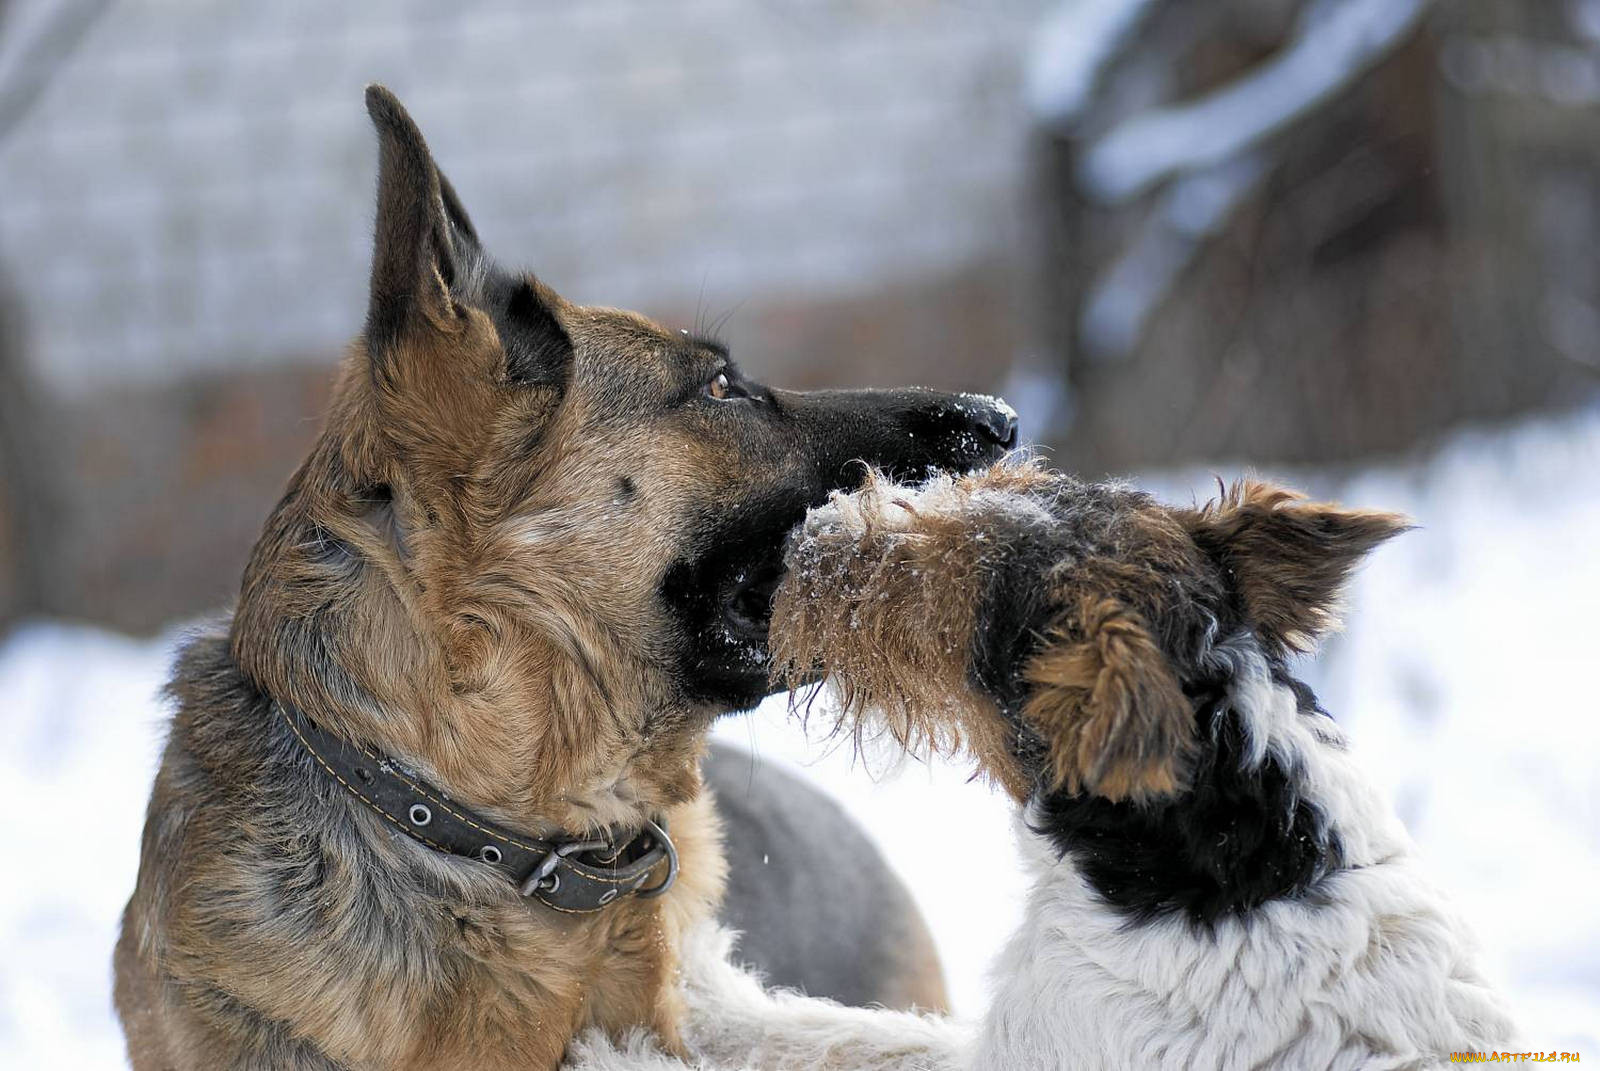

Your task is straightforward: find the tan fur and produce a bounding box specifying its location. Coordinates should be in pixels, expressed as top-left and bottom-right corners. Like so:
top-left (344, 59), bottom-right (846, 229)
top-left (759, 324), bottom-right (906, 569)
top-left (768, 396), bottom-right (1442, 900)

top-left (116, 296), bottom-right (737, 1069)
top-left (233, 304), bottom-right (741, 835)
top-left (1021, 595), bottom-right (1195, 803)
top-left (1177, 479), bottom-right (1411, 654)
top-left (117, 84), bottom-right (1000, 1069)
top-left (773, 473), bottom-right (984, 732)
top-left (773, 468), bottom-right (1036, 801)
top-left (117, 771), bottom-right (724, 1071)
top-left (116, 91), bottom-right (743, 1070)
top-left (774, 465), bottom-right (1407, 809)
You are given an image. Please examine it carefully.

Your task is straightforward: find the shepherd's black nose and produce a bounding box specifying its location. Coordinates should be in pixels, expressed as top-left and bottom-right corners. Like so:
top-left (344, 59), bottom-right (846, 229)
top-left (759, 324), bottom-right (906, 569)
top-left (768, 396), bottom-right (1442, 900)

top-left (969, 396), bottom-right (1019, 450)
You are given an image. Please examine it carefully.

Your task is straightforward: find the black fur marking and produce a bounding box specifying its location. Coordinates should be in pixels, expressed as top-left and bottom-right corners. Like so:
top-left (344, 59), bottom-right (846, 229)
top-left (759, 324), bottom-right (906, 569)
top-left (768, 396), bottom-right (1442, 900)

top-left (965, 523), bottom-right (1057, 774)
top-left (949, 477), bottom-right (1341, 924)
top-left (500, 279), bottom-right (573, 388)
top-left (961, 480), bottom-right (1231, 777)
top-left (777, 387), bottom-right (1016, 490)
top-left (363, 86), bottom-right (454, 362)
top-left (661, 485), bottom-right (813, 713)
top-left (967, 522), bottom-right (1056, 710)
top-left (437, 170), bottom-right (480, 246)
top-left (685, 331), bottom-right (729, 358)
top-left (355, 483), bottom-right (407, 562)
top-left (303, 523), bottom-right (358, 573)
top-left (662, 388), bottom-right (1018, 714)
top-left (1030, 691), bottom-right (1341, 925)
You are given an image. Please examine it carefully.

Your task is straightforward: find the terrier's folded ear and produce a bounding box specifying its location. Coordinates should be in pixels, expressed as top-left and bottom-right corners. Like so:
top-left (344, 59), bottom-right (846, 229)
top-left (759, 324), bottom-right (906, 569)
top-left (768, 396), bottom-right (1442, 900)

top-left (1022, 596), bottom-right (1195, 804)
top-left (1179, 480), bottom-right (1410, 654)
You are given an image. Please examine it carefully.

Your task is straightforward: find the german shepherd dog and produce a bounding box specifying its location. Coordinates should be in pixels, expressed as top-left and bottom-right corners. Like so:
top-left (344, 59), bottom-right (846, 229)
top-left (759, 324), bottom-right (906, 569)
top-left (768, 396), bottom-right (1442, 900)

top-left (113, 86), bottom-right (1016, 1071)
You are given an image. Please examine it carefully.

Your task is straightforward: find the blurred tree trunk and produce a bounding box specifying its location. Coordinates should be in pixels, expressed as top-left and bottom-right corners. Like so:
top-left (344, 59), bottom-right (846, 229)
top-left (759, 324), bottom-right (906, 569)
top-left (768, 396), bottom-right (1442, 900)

top-left (1439, 0), bottom-right (1600, 396)
top-left (1030, 0), bottom-right (1600, 474)
top-left (0, 271), bottom-right (45, 628)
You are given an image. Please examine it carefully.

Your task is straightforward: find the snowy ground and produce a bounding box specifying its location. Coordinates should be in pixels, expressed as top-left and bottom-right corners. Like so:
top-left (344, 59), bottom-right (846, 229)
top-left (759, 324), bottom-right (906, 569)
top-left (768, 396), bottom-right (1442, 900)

top-left (3, 408), bottom-right (1598, 1067)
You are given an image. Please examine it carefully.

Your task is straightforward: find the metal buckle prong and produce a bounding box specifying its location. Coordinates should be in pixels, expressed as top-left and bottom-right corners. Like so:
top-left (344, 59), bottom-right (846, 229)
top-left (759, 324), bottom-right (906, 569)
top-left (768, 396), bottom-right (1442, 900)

top-left (518, 837), bottom-right (611, 898)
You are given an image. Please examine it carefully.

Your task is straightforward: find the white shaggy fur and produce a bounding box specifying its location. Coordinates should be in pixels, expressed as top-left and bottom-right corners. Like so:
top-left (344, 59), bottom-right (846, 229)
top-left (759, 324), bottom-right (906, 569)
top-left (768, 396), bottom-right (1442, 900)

top-left (981, 824), bottom-right (1510, 1069)
top-left (976, 651), bottom-right (1517, 1069)
top-left (567, 644), bottom-right (1517, 1070)
top-left (566, 474), bottom-right (1520, 1069)
top-left (566, 920), bottom-right (969, 1071)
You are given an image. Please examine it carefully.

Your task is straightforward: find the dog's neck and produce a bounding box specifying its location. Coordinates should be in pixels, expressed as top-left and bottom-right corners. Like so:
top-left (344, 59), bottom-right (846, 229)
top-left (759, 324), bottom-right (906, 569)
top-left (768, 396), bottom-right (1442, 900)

top-left (252, 636), bottom-right (691, 841)
top-left (234, 606), bottom-right (692, 842)
top-left (1020, 637), bottom-right (1407, 925)
top-left (978, 654), bottom-right (1512, 1065)
top-left (231, 439), bottom-right (709, 839)
top-left (980, 797), bottom-right (1504, 1066)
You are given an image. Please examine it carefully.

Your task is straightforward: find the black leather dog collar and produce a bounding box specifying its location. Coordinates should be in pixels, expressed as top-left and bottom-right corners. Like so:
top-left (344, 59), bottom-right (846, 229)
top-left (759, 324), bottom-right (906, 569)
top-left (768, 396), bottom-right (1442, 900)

top-left (280, 704), bottom-right (677, 914)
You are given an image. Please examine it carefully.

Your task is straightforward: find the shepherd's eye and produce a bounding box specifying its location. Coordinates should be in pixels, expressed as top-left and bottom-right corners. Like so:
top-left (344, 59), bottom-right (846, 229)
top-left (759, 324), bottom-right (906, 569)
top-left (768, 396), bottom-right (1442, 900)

top-left (707, 372), bottom-right (732, 400)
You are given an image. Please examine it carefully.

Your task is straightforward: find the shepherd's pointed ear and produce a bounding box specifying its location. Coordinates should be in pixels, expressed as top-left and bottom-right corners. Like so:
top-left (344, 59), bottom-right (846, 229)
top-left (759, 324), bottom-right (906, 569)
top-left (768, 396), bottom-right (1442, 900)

top-left (1180, 480), bottom-right (1410, 653)
top-left (363, 85), bottom-right (477, 353)
top-left (434, 166), bottom-right (484, 303)
top-left (437, 168), bottom-right (480, 250)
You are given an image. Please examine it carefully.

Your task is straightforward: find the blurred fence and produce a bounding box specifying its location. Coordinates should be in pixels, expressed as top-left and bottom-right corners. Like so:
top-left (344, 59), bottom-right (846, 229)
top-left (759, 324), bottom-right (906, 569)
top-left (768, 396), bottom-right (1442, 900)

top-left (0, 0), bottom-right (1597, 631)
top-left (0, 0), bottom-right (1047, 630)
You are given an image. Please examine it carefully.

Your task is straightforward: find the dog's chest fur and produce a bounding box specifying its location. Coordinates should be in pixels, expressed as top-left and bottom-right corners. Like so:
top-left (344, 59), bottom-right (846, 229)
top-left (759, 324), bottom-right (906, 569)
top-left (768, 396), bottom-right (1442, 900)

top-left (986, 823), bottom-right (1512, 1069)
top-left (980, 666), bottom-right (1516, 1069)
top-left (114, 630), bottom-right (723, 1071)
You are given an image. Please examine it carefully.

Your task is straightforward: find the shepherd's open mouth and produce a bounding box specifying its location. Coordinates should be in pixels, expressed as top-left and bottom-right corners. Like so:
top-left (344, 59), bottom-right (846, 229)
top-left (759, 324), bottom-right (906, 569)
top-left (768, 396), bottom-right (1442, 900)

top-left (722, 556), bottom-right (785, 644)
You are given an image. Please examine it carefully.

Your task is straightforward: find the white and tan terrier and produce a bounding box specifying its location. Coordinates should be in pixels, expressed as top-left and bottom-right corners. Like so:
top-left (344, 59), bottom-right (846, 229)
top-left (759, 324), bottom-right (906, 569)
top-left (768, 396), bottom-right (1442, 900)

top-left (571, 462), bottom-right (1519, 1070)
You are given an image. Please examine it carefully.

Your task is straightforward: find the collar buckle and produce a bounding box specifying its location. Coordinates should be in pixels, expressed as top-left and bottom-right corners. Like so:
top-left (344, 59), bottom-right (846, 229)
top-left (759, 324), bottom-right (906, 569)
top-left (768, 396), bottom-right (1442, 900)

top-left (281, 702), bottom-right (677, 913)
top-left (518, 836), bottom-right (610, 898)
top-left (633, 819), bottom-right (679, 899)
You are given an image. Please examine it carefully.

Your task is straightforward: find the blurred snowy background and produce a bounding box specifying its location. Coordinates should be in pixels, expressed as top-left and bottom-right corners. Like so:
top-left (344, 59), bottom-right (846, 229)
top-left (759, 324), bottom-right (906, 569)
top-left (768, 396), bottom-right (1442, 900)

top-left (3, 0), bottom-right (1599, 1066)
